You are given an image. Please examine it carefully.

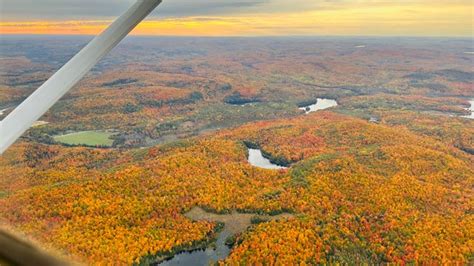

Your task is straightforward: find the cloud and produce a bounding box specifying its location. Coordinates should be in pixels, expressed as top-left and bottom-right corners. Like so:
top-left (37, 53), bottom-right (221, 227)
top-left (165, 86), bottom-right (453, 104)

top-left (1, 0), bottom-right (472, 20)
top-left (0, 0), bottom-right (472, 36)
top-left (0, 0), bottom-right (359, 19)
top-left (1, 0), bottom-right (293, 20)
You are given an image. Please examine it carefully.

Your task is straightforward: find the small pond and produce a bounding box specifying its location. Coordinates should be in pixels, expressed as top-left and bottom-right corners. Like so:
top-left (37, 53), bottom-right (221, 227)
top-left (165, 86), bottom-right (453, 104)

top-left (247, 148), bottom-right (287, 170)
top-left (0, 108), bottom-right (10, 120)
top-left (462, 99), bottom-right (474, 119)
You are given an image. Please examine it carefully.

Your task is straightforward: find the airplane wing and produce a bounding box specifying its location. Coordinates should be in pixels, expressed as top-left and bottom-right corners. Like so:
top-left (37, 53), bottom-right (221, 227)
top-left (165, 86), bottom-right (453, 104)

top-left (0, 0), bottom-right (162, 154)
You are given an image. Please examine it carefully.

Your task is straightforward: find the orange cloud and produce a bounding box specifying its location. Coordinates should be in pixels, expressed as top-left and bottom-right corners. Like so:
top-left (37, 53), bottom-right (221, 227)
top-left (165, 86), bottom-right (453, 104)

top-left (0, 21), bottom-right (108, 35)
top-left (1, 3), bottom-right (471, 36)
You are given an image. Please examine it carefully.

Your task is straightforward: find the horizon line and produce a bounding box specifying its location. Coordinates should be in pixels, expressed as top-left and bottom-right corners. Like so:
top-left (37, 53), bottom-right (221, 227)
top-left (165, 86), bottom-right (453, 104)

top-left (2, 33), bottom-right (473, 39)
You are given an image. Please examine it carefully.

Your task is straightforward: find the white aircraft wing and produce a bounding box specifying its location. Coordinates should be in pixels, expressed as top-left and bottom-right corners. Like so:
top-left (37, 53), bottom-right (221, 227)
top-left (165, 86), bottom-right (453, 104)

top-left (0, 0), bottom-right (162, 154)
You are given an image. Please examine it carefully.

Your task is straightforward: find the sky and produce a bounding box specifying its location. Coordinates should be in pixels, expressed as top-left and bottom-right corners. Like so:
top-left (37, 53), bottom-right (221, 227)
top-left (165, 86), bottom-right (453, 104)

top-left (0, 0), bottom-right (472, 36)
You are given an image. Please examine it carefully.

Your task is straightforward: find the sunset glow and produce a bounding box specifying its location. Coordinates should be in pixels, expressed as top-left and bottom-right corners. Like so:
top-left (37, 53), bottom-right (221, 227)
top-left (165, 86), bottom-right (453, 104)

top-left (1, 2), bottom-right (472, 36)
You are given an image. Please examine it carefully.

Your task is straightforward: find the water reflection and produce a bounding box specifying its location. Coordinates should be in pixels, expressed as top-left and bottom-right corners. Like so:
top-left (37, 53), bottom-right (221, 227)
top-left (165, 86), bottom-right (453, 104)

top-left (247, 148), bottom-right (287, 170)
top-left (299, 98), bottom-right (338, 114)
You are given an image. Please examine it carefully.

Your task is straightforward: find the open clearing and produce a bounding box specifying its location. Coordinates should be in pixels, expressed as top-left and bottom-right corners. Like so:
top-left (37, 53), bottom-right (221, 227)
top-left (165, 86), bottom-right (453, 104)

top-left (185, 207), bottom-right (294, 235)
top-left (53, 131), bottom-right (114, 147)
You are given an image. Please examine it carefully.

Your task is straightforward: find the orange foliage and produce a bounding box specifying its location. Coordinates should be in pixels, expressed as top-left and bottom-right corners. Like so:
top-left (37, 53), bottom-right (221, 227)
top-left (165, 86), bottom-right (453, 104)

top-left (1, 112), bottom-right (473, 264)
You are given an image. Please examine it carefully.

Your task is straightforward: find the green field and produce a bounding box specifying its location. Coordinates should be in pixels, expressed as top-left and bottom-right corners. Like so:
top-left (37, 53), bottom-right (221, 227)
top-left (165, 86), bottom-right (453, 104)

top-left (53, 131), bottom-right (114, 147)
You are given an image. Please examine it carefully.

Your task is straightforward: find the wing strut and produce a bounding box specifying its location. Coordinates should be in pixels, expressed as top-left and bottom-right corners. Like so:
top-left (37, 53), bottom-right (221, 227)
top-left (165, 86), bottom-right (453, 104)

top-left (0, 0), bottom-right (162, 154)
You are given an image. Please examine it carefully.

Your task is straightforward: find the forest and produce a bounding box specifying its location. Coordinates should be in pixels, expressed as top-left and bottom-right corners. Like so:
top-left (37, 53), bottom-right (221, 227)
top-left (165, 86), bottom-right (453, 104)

top-left (1, 111), bottom-right (473, 264)
top-left (0, 37), bottom-right (473, 265)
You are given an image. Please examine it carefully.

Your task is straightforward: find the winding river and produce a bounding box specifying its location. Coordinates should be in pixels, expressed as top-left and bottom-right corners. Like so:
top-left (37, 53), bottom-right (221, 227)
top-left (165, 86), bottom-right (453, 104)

top-left (158, 207), bottom-right (292, 266)
top-left (159, 147), bottom-right (290, 265)
top-left (299, 98), bottom-right (338, 114)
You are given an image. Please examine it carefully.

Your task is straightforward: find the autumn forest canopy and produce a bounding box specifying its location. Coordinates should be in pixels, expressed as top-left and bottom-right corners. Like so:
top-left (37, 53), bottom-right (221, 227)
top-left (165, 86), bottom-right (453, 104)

top-left (0, 36), bottom-right (473, 265)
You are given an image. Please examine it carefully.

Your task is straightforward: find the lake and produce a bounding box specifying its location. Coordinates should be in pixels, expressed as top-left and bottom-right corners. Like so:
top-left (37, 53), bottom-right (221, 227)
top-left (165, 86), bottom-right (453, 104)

top-left (247, 148), bottom-right (287, 169)
top-left (299, 98), bottom-right (338, 114)
top-left (462, 99), bottom-right (474, 119)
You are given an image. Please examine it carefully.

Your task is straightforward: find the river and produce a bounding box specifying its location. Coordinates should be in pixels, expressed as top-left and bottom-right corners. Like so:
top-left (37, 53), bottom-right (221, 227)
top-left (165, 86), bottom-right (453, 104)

top-left (158, 207), bottom-right (293, 266)
top-left (159, 231), bottom-right (230, 266)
